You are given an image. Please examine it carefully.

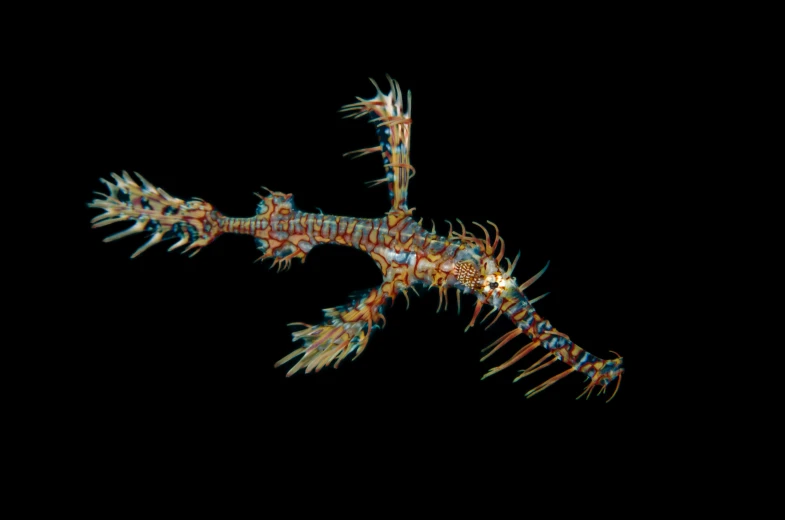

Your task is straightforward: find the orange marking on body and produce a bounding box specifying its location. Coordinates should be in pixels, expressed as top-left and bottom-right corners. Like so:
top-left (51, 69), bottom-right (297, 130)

top-left (288, 234), bottom-right (310, 246)
top-left (370, 251), bottom-right (388, 276)
top-left (369, 227), bottom-right (378, 244)
top-left (279, 208), bottom-right (290, 215)
top-left (383, 234), bottom-right (392, 246)
top-left (346, 221), bottom-right (357, 234)
top-left (387, 212), bottom-right (403, 229)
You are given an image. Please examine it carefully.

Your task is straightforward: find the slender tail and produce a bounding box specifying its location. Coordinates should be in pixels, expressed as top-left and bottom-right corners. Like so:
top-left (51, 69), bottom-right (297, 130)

top-left (88, 171), bottom-right (224, 258)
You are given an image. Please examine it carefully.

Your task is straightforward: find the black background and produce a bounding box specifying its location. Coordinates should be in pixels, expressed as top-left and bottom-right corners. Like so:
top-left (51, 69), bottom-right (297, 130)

top-left (14, 4), bottom-right (776, 510)
top-left (44, 19), bottom-right (687, 474)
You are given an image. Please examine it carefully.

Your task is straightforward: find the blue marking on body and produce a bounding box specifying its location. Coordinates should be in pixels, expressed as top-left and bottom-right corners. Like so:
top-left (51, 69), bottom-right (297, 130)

top-left (536, 320), bottom-right (552, 334)
top-left (255, 238), bottom-right (269, 253)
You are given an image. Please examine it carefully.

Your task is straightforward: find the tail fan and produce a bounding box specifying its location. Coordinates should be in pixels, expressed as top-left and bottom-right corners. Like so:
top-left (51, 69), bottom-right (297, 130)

top-left (88, 171), bottom-right (223, 258)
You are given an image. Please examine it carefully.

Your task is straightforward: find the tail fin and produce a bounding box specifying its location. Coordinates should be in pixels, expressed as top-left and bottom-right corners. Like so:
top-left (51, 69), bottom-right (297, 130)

top-left (88, 171), bottom-right (223, 258)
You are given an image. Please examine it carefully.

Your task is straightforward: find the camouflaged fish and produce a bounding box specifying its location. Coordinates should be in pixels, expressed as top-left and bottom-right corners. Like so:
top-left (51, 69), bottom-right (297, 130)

top-left (88, 76), bottom-right (624, 401)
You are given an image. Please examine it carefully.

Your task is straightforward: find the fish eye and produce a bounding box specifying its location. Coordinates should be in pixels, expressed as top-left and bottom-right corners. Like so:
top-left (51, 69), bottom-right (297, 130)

top-left (489, 282), bottom-right (499, 289)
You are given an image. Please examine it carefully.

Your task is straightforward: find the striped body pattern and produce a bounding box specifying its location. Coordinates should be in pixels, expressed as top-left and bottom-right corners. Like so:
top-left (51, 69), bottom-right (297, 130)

top-left (89, 76), bottom-right (624, 401)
